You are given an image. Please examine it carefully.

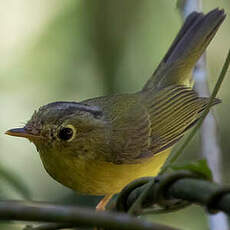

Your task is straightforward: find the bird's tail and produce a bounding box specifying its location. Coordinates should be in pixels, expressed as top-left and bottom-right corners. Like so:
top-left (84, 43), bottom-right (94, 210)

top-left (143, 8), bottom-right (225, 91)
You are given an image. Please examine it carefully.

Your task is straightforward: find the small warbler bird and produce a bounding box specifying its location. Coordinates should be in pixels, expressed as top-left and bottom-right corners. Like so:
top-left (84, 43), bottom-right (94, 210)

top-left (6, 9), bottom-right (225, 210)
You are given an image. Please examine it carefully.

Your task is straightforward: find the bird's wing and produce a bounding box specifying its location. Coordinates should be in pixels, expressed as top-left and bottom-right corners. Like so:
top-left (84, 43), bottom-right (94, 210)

top-left (144, 85), bottom-right (220, 155)
top-left (110, 85), bottom-right (220, 164)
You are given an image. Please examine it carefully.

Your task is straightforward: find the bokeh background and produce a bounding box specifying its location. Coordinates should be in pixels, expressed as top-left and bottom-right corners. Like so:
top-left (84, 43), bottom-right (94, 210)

top-left (1, 0), bottom-right (230, 229)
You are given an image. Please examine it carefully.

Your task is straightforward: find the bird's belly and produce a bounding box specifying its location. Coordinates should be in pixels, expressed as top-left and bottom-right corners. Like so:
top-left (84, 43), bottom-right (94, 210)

top-left (39, 148), bottom-right (171, 195)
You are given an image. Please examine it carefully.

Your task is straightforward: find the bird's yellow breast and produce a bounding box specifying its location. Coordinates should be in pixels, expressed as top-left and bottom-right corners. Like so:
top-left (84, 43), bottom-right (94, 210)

top-left (39, 148), bottom-right (171, 195)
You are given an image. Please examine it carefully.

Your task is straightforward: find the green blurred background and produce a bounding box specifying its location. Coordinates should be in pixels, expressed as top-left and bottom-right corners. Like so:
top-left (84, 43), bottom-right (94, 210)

top-left (0, 0), bottom-right (230, 229)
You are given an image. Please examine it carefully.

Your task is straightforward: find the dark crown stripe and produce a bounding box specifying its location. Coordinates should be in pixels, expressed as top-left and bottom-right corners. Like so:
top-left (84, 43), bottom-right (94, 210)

top-left (42, 101), bottom-right (103, 117)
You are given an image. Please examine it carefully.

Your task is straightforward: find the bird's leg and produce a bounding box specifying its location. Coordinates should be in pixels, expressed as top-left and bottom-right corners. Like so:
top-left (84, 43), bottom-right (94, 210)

top-left (94, 195), bottom-right (113, 230)
top-left (96, 194), bottom-right (113, 211)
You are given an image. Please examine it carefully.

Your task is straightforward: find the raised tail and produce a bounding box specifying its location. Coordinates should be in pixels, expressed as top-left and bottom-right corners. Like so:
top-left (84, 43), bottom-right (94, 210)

top-left (143, 8), bottom-right (225, 91)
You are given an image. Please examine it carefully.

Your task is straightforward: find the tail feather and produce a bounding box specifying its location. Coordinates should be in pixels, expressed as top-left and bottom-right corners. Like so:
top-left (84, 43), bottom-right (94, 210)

top-left (143, 8), bottom-right (225, 91)
top-left (163, 12), bottom-right (204, 63)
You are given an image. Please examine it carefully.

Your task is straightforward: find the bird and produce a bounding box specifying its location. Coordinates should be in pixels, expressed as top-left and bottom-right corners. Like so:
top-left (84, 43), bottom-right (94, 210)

top-left (6, 9), bottom-right (225, 211)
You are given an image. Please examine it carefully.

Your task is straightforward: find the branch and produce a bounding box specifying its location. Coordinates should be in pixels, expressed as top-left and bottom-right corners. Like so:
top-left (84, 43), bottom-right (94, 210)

top-left (114, 171), bottom-right (230, 215)
top-left (0, 200), bottom-right (177, 230)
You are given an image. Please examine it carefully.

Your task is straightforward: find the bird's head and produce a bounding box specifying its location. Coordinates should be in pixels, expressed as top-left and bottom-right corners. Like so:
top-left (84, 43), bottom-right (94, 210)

top-left (6, 102), bottom-right (109, 160)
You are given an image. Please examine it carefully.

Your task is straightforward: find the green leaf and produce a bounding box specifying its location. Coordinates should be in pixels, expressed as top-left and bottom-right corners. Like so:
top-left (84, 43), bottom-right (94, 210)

top-left (169, 159), bottom-right (213, 180)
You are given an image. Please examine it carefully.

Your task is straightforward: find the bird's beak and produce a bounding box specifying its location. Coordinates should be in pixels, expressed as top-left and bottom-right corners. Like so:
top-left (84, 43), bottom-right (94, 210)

top-left (5, 128), bottom-right (39, 139)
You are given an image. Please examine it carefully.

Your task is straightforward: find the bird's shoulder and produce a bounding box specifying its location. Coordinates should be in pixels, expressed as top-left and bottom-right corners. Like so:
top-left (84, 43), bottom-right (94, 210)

top-left (82, 94), bottom-right (152, 164)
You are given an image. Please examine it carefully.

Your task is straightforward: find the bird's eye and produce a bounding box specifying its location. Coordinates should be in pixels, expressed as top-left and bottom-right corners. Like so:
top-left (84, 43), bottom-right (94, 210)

top-left (58, 125), bottom-right (75, 141)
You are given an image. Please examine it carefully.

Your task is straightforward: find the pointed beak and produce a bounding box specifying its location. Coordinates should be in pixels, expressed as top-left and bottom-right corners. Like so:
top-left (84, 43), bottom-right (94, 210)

top-left (5, 128), bottom-right (39, 139)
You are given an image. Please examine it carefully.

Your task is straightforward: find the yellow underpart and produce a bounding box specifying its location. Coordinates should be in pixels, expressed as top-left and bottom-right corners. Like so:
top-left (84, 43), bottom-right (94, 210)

top-left (39, 148), bottom-right (171, 195)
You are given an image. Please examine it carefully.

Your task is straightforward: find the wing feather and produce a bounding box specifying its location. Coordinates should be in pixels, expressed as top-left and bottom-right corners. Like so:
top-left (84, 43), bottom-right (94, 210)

top-left (108, 86), bottom-right (220, 164)
top-left (144, 85), bottom-right (220, 154)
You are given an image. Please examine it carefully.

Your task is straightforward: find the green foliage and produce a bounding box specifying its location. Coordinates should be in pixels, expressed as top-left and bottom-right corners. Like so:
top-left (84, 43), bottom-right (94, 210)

top-left (169, 159), bottom-right (213, 180)
top-left (0, 164), bottom-right (31, 199)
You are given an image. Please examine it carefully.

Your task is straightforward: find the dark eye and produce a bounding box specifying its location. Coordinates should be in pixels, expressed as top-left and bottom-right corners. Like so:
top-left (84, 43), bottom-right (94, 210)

top-left (58, 127), bottom-right (74, 141)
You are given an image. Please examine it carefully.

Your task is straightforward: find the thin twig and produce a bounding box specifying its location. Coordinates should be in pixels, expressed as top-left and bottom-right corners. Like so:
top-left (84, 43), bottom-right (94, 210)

top-left (24, 223), bottom-right (76, 230)
top-left (128, 179), bottom-right (155, 215)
